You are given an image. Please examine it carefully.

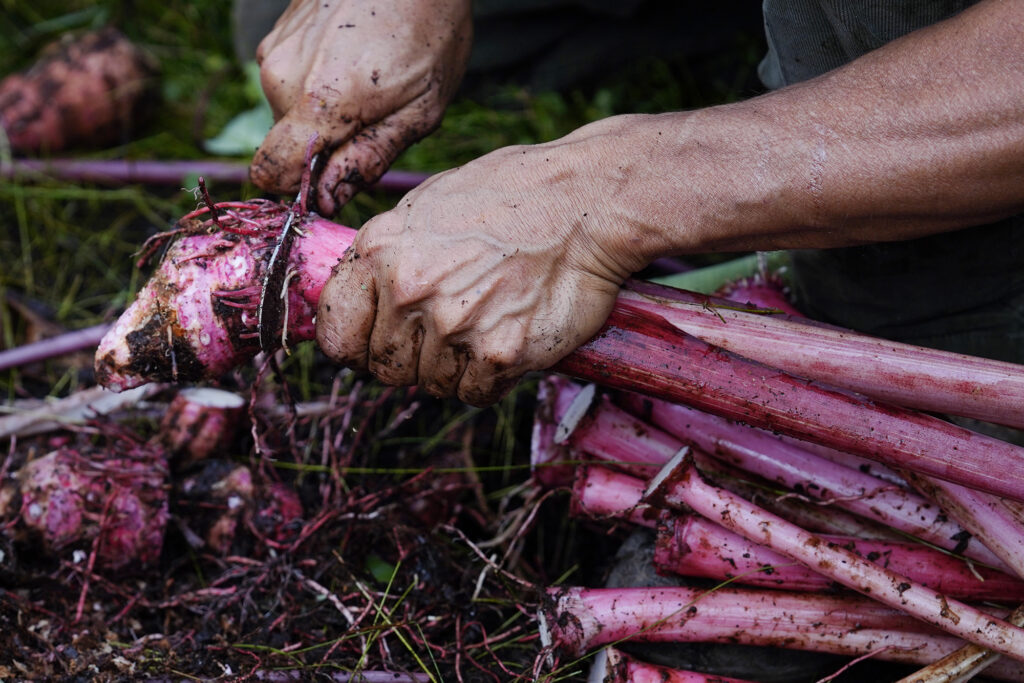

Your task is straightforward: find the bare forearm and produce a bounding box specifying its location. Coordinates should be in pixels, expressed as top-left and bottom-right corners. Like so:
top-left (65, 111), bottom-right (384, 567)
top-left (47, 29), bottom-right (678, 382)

top-left (566, 0), bottom-right (1024, 263)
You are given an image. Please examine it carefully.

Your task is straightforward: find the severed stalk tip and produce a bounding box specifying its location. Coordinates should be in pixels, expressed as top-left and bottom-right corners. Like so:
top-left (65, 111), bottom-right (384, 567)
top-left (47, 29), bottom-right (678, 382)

top-left (643, 447), bottom-right (691, 507)
top-left (553, 382), bottom-right (597, 444)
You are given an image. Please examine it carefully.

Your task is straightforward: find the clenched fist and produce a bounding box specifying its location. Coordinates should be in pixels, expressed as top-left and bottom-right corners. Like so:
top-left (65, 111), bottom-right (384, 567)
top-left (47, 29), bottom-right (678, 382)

top-left (250, 0), bottom-right (472, 214)
top-left (314, 120), bottom-right (654, 405)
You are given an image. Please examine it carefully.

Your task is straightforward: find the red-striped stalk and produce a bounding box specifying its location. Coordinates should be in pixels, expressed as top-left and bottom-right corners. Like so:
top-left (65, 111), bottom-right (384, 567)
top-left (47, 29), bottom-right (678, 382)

top-left (539, 585), bottom-right (1024, 680)
top-left (655, 513), bottom-right (1024, 602)
top-left (572, 462), bottom-right (899, 541)
top-left (621, 280), bottom-right (1024, 429)
top-left (643, 449), bottom-right (1024, 661)
top-left (556, 305), bottom-right (1024, 502)
top-left (563, 391), bottom-right (1005, 568)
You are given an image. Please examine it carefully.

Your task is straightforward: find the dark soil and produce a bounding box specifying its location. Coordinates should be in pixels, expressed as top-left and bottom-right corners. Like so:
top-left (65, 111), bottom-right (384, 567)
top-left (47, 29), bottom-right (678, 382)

top-left (0, 374), bottom-right (617, 681)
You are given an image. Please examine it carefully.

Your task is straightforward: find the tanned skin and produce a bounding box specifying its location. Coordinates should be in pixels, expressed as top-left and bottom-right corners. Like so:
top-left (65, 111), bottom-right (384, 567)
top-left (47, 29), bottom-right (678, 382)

top-left (251, 0), bottom-right (1024, 406)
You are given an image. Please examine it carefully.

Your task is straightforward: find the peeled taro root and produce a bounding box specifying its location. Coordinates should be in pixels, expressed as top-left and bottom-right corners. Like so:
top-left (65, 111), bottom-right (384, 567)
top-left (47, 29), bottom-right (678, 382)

top-left (160, 386), bottom-right (247, 468)
top-left (95, 199), bottom-right (356, 392)
top-left (0, 27), bottom-right (159, 154)
top-left (0, 444), bottom-right (169, 570)
top-left (176, 460), bottom-right (303, 555)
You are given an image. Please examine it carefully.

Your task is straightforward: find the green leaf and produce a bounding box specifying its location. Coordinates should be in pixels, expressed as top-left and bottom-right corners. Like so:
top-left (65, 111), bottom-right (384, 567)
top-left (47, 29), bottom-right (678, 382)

top-left (204, 61), bottom-right (274, 156)
top-left (204, 102), bottom-right (274, 156)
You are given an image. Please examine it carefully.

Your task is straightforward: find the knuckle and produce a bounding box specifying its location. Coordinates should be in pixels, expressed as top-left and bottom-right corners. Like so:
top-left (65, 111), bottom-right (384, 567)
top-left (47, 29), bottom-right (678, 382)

top-left (455, 382), bottom-right (490, 407)
top-left (474, 338), bottom-right (524, 372)
top-left (420, 380), bottom-right (456, 399)
top-left (385, 262), bottom-right (435, 310)
top-left (456, 380), bottom-right (499, 408)
top-left (388, 279), bottom-right (428, 310)
top-left (352, 128), bottom-right (401, 172)
top-left (430, 308), bottom-right (470, 339)
top-left (368, 347), bottom-right (415, 385)
top-left (458, 372), bottom-right (517, 408)
top-left (250, 139), bottom-right (299, 193)
top-left (418, 345), bottom-right (465, 398)
top-left (316, 326), bottom-right (361, 368)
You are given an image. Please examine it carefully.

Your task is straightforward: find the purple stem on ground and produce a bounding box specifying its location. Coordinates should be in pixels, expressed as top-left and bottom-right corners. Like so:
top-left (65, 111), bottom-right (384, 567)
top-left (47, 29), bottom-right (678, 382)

top-left (0, 323), bottom-right (111, 372)
top-left (249, 671), bottom-right (432, 682)
top-left (2, 158), bottom-right (430, 194)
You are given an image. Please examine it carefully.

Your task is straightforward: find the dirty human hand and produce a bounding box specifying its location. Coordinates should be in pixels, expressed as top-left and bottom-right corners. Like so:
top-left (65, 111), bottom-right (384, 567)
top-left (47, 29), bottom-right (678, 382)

top-left (250, 0), bottom-right (472, 214)
top-left (315, 122), bottom-right (651, 406)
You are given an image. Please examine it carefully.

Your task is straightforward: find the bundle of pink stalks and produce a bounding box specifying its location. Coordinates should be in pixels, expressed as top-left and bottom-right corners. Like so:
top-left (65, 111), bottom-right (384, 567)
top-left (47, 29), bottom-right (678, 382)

top-left (720, 276), bottom-right (1024, 680)
top-left (545, 383), bottom-right (1010, 570)
top-left (539, 585), bottom-right (1024, 680)
top-left (536, 382), bottom-right (1024, 677)
top-left (572, 464), bottom-right (1024, 602)
top-left (642, 448), bottom-right (1024, 663)
top-left (96, 202), bottom-right (1024, 503)
top-left (722, 279), bottom-right (1024, 665)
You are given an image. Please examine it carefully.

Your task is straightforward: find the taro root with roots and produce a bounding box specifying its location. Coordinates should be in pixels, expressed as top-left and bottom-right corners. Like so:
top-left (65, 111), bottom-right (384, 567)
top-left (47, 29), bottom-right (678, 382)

top-left (94, 198), bottom-right (356, 391)
top-left (0, 27), bottom-right (158, 154)
top-left (0, 440), bottom-right (168, 570)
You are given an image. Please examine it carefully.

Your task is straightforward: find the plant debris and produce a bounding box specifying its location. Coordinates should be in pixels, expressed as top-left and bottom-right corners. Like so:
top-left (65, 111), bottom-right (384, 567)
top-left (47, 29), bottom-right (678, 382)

top-left (0, 377), bottom-right (585, 681)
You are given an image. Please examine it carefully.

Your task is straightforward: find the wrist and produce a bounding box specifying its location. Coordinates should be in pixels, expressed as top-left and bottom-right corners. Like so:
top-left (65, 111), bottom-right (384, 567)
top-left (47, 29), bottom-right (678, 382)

top-left (560, 109), bottom-right (803, 271)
